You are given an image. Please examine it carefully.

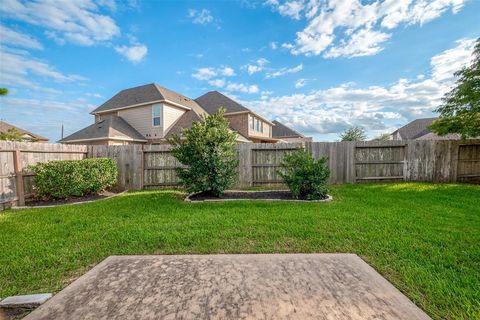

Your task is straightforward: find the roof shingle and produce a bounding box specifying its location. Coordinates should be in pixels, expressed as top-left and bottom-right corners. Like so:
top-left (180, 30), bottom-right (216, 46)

top-left (195, 91), bottom-right (250, 114)
top-left (59, 116), bottom-right (146, 143)
top-left (271, 120), bottom-right (304, 138)
top-left (91, 83), bottom-right (207, 116)
top-left (393, 118), bottom-right (438, 139)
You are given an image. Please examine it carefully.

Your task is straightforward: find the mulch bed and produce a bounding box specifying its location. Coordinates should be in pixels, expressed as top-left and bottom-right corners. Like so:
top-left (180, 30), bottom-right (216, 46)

top-left (25, 190), bottom-right (119, 208)
top-left (187, 190), bottom-right (331, 202)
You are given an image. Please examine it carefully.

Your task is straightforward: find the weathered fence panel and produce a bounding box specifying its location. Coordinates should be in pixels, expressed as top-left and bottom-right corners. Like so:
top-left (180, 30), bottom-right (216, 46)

top-left (0, 142), bottom-right (87, 209)
top-left (251, 143), bottom-right (301, 187)
top-left (1, 139), bottom-right (479, 210)
top-left (354, 143), bottom-right (406, 183)
top-left (142, 145), bottom-right (181, 189)
top-left (457, 144), bottom-right (480, 183)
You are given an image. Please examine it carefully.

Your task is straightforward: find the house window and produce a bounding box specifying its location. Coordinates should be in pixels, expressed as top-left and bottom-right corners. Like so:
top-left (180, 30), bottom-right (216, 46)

top-left (250, 116), bottom-right (263, 132)
top-left (152, 104), bottom-right (162, 127)
top-left (255, 117), bottom-right (263, 132)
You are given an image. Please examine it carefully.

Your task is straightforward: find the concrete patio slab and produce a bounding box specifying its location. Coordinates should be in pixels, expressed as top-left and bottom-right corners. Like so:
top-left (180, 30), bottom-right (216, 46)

top-left (25, 254), bottom-right (430, 320)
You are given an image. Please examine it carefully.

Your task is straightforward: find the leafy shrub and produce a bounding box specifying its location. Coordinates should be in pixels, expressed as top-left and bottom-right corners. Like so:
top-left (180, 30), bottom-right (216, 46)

top-left (29, 158), bottom-right (117, 199)
top-left (168, 108), bottom-right (238, 197)
top-left (278, 149), bottom-right (330, 200)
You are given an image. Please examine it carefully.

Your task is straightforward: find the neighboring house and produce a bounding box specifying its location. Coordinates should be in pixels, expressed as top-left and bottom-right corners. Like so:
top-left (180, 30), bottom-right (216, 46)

top-left (195, 91), bottom-right (280, 143)
top-left (392, 117), bottom-right (461, 140)
top-left (271, 120), bottom-right (312, 143)
top-left (60, 84), bottom-right (298, 145)
top-left (0, 121), bottom-right (48, 143)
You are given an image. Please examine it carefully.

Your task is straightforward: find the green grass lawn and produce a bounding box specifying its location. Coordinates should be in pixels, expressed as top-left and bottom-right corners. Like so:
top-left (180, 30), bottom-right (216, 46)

top-left (1, 183), bottom-right (479, 319)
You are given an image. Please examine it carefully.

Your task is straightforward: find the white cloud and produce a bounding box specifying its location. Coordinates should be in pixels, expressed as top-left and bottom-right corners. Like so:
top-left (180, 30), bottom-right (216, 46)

top-left (430, 38), bottom-right (476, 82)
top-left (188, 9), bottom-right (213, 25)
top-left (208, 79), bottom-right (226, 88)
top-left (271, 0), bottom-right (466, 58)
top-left (0, 46), bottom-right (86, 90)
top-left (266, 63), bottom-right (303, 78)
top-left (0, 0), bottom-right (121, 46)
top-left (220, 66), bottom-right (236, 77)
top-left (0, 25), bottom-right (43, 49)
top-left (192, 66), bottom-right (236, 80)
top-left (270, 41), bottom-right (278, 49)
top-left (244, 58), bottom-right (269, 75)
top-left (325, 28), bottom-right (391, 58)
top-left (206, 78), bottom-right (259, 94)
top-left (226, 82), bottom-right (259, 94)
top-left (192, 67), bottom-right (217, 80)
top-left (241, 37), bottom-right (475, 139)
top-left (114, 44), bottom-right (148, 64)
top-left (277, 1), bottom-right (305, 20)
top-left (295, 78), bottom-right (307, 88)
top-left (0, 95), bottom-right (97, 141)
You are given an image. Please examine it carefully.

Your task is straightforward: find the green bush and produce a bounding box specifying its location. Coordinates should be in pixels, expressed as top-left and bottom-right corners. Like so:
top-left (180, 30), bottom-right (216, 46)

top-left (278, 149), bottom-right (330, 200)
top-left (29, 158), bottom-right (117, 199)
top-left (168, 108), bottom-right (238, 197)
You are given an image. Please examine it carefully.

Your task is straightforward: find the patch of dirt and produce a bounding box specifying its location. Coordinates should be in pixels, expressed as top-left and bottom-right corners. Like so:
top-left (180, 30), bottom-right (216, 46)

top-left (0, 307), bottom-right (33, 320)
top-left (188, 190), bottom-right (329, 201)
top-left (25, 190), bottom-right (119, 207)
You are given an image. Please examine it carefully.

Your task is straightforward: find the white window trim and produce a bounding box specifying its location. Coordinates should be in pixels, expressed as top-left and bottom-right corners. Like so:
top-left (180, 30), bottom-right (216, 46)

top-left (152, 104), bottom-right (162, 127)
top-left (252, 117), bottom-right (263, 133)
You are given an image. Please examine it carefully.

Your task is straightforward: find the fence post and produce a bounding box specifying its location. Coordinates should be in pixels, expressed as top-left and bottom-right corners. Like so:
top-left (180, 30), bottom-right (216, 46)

top-left (13, 150), bottom-right (25, 206)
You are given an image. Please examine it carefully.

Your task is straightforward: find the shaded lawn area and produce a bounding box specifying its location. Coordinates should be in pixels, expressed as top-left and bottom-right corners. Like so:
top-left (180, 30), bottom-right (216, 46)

top-left (0, 183), bottom-right (479, 320)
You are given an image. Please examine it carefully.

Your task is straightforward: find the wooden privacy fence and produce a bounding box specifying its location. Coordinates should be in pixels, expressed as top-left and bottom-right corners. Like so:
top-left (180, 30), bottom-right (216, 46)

top-left (86, 140), bottom-right (480, 190)
top-left (0, 142), bottom-right (87, 209)
top-left (1, 139), bottom-right (479, 209)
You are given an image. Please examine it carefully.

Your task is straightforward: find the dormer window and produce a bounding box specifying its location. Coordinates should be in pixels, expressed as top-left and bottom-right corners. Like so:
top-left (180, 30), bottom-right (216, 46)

top-left (152, 104), bottom-right (162, 127)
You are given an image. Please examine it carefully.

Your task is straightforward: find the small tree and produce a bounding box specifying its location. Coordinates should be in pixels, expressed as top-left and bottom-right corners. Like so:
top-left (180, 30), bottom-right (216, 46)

top-left (0, 88), bottom-right (8, 96)
top-left (0, 128), bottom-right (25, 141)
top-left (430, 38), bottom-right (480, 138)
top-left (168, 108), bottom-right (238, 197)
top-left (372, 133), bottom-right (391, 141)
top-left (340, 126), bottom-right (366, 141)
top-left (278, 149), bottom-right (330, 200)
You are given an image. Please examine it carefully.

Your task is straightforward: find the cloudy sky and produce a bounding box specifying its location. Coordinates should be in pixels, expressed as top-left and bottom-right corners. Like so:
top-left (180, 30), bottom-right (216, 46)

top-left (0, 0), bottom-right (479, 142)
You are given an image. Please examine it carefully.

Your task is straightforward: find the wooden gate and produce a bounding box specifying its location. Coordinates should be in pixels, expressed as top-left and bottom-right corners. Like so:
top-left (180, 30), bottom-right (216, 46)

top-left (457, 144), bottom-right (480, 183)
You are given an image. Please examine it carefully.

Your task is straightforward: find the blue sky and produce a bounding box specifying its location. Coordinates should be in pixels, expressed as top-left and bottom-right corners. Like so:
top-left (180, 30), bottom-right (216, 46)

top-left (0, 0), bottom-right (479, 142)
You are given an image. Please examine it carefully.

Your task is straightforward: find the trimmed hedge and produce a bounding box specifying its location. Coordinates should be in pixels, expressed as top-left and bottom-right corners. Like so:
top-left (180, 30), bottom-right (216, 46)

top-left (29, 158), bottom-right (117, 199)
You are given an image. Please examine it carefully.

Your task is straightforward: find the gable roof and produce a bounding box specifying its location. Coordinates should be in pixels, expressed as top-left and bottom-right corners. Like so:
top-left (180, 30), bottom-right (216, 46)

top-left (271, 120), bottom-right (305, 138)
top-left (195, 91), bottom-right (250, 114)
top-left (59, 116), bottom-right (146, 143)
top-left (393, 117), bottom-right (438, 139)
top-left (0, 121), bottom-right (48, 141)
top-left (91, 83), bottom-right (207, 116)
top-left (164, 110), bottom-right (203, 138)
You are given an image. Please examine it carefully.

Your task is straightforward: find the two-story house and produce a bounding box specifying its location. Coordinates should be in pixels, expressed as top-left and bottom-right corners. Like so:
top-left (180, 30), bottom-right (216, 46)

top-left (195, 91), bottom-right (278, 143)
top-left (60, 83), bottom-right (299, 145)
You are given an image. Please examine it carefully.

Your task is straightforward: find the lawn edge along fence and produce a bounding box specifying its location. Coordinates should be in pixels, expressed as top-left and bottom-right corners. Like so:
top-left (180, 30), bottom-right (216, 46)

top-left (1, 139), bottom-right (479, 209)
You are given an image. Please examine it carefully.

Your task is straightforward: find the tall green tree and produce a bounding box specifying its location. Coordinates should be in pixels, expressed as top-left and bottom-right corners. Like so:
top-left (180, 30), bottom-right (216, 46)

top-left (0, 88), bottom-right (8, 96)
top-left (340, 126), bottom-right (367, 141)
top-left (430, 38), bottom-right (480, 138)
top-left (168, 108), bottom-right (238, 197)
